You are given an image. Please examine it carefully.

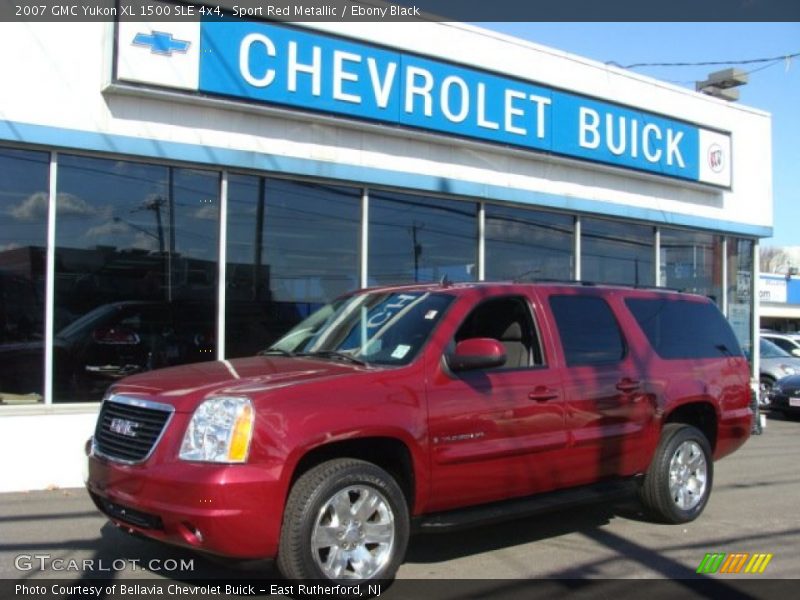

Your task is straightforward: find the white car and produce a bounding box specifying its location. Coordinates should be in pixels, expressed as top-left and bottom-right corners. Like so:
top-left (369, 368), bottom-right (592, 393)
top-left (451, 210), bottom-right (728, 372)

top-left (761, 332), bottom-right (800, 358)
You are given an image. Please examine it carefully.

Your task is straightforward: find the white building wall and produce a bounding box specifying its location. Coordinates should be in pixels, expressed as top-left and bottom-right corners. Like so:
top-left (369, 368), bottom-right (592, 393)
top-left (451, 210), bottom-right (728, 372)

top-left (0, 408), bottom-right (98, 492)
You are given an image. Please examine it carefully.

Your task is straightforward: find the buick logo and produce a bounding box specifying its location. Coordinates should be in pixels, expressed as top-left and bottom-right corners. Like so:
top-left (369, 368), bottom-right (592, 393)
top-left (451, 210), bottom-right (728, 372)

top-left (708, 143), bottom-right (724, 173)
top-left (109, 418), bottom-right (138, 438)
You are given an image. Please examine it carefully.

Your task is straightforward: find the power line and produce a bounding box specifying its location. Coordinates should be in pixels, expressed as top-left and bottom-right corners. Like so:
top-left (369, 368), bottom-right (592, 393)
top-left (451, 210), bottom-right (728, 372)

top-left (612, 52), bottom-right (800, 70)
top-left (663, 57), bottom-right (794, 86)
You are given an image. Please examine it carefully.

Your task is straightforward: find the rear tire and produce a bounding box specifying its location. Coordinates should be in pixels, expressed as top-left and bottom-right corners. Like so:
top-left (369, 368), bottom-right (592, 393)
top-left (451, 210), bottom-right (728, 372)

top-left (277, 459), bottom-right (409, 581)
top-left (639, 424), bottom-right (713, 524)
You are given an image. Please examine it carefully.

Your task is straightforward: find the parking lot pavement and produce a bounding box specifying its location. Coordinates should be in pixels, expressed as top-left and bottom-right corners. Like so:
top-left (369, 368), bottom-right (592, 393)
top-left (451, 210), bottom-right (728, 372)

top-left (1, 414), bottom-right (798, 583)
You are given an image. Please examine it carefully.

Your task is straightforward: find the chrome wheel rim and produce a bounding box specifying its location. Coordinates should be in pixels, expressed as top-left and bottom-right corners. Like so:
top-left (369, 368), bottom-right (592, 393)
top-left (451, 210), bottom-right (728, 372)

top-left (668, 440), bottom-right (708, 511)
top-left (759, 380), bottom-right (774, 406)
top-left (311, 486), bottom-right (395, 580)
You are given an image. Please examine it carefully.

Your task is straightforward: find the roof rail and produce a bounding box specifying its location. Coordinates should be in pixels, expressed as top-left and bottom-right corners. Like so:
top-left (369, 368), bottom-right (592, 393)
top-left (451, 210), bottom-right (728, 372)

top-left (510, 275), bottom-right (685, 293)
top-left (511, 275), bottom-right (596, 286)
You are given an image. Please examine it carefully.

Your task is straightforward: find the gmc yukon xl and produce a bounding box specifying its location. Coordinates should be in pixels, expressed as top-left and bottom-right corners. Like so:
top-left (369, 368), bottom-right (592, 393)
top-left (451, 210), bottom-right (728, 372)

top-left (86, 282), bottom-right (752, 581)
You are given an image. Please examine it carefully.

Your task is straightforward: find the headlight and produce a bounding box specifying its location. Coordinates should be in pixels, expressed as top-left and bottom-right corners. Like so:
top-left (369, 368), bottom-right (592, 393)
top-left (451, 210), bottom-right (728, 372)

top-left (179, 396), bottom-right (254, 463)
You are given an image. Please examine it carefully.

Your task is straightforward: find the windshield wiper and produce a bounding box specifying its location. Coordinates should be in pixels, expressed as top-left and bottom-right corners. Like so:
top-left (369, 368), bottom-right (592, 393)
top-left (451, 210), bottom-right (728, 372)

top-left (258, 348), bottom-right (296, 357)
top-left (298, 350), bottom-right (369, 366)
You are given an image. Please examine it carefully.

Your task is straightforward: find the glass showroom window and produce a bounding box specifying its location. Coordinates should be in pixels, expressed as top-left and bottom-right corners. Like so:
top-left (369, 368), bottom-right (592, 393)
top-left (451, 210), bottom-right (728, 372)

top-left (53, 155), bottom-right (219, 402)
top-left (660, 228), bottom-right (723, 302)
top-left (0, 147), bottom-right (49, 405)
top-left (225, 176), bottom-right (361, 358)
top-left (727, 238), bottom-right (755, 355)
top-left (484, 204), bottom-right (573, 281)
top-left (369, 191), bottom-right (477, 285)
top-left (581, 217), bottom-right (655, 286)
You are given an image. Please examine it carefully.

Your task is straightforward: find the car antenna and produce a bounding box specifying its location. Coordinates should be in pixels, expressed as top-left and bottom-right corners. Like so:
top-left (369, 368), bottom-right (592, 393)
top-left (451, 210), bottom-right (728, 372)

top-left (439, 274), bottom-right (452, 287)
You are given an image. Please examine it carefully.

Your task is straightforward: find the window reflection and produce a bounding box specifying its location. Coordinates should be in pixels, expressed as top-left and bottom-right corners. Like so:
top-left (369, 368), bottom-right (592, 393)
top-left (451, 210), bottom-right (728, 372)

top-left (659, 228), bottom-right (722, 302)
top-left (727, 238), bottom-right (754, 355)
top-left (225, 176), bottom-right (361, 358)
top-left (582, 217), bottom-right (654, 286)
top-left (53, 155), bottom-right (219, 402)
top-left (0, 148), bottom-right (49, 405)
top-left (369, 191), bottom-right (477, 284)
top-left (485, 205), bottom-right (573, 281)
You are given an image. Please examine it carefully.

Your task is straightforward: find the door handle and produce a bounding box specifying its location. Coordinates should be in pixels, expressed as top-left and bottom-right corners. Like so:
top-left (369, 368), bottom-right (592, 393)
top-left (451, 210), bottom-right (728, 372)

top-left (528, 387), bottom-right (559, 402)
top-left (616, 379), bottom-right (641, 393)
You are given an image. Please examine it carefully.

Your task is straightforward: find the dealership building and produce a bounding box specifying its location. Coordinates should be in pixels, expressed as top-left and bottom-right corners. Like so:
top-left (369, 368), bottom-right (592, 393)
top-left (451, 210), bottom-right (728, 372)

top-left (0, 15), bottom-right (772, 491)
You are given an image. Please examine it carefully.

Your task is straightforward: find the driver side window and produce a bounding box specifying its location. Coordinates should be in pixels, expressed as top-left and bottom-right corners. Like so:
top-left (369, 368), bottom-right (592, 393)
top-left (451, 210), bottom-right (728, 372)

top-left (454, 296), bottom-right (543, 369)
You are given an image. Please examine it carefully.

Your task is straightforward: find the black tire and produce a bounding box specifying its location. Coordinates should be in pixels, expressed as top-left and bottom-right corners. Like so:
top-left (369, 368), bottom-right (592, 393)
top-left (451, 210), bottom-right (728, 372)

top-left (639, 424), bottom-right (713, 524)
top-left (277, 459), bottom-right (409, 581)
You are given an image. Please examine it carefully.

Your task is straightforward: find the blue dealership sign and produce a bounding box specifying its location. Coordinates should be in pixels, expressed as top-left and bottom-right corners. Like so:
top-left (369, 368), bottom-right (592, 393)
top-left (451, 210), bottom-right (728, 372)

top-left (115, 18), bottom-right (731, 187)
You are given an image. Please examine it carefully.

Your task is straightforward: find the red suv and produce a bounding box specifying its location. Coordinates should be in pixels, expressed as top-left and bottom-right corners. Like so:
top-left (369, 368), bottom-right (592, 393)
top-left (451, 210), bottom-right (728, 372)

top-left (86, 282), bottom-right (752, 581)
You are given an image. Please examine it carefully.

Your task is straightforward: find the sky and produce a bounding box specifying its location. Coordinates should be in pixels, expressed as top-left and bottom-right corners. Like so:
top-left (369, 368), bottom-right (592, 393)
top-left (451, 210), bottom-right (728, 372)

top-left (479, 22), bottom-right (800, 249)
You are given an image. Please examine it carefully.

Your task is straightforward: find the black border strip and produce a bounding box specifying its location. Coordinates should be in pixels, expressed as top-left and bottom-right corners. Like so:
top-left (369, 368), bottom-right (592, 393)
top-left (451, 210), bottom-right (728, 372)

top-left (3, 0), bottom-right (800, 22)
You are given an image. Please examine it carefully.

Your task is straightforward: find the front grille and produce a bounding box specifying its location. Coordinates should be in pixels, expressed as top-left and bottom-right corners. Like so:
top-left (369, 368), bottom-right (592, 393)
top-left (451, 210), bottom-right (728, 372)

top-left (94, 396), bottom-right (173, 463)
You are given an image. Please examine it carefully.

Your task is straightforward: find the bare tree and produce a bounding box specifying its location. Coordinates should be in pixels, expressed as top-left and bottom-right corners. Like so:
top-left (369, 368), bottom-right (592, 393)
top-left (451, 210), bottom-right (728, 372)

top-left (760, 246), bottom-right (789, 274)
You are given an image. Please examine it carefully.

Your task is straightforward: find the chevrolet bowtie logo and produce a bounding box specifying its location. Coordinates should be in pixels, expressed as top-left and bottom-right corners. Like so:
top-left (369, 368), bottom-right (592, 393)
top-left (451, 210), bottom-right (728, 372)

top-left (132, 31), bottom-right (191, 56)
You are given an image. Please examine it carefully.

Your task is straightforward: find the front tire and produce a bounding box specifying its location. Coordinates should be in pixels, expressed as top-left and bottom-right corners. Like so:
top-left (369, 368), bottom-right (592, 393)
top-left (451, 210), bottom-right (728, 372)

top-left (277, 459), bottom-right (409, 581)
top-left (639, 424), bottom-right (713, 524)
top-left (759, 377), bottom-right (776, 407)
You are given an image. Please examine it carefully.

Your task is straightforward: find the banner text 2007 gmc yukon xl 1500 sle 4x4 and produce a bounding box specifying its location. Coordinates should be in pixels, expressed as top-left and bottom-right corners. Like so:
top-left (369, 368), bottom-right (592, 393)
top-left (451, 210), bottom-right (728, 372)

top-left (86, 282), bottom-right (752, 581)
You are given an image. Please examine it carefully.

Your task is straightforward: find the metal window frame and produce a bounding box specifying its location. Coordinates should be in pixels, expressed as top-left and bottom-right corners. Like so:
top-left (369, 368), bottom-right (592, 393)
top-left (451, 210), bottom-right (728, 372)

top-left (360, 188), bottom-right (369, 289)
top-left (217, 171), bottom-right (229, 360)
top-left (573, 215), bottom-right (582, 281)
top-left (43, 152), bottom-right (58, 405)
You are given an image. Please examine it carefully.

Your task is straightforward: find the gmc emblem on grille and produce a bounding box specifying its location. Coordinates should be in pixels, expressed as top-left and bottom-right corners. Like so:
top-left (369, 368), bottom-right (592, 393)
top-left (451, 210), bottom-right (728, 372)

top-left (109, 418), bottom-right (138, 437)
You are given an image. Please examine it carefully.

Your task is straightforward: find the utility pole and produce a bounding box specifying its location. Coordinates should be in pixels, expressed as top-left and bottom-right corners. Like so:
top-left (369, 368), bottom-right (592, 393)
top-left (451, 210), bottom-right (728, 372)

top-left (411, 222), bottom-right (423, 282)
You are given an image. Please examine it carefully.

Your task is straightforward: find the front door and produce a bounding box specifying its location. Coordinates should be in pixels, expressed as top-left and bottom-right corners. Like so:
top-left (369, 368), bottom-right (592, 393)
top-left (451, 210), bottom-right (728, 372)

top-left (426, 294), bottom-right (568, 512)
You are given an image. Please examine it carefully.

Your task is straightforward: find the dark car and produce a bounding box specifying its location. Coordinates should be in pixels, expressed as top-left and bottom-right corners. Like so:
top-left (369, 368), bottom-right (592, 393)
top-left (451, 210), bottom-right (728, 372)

top-left (54, 301), bottom-right (215, 402)
top-left (768, 375), bottom-right (800, 418)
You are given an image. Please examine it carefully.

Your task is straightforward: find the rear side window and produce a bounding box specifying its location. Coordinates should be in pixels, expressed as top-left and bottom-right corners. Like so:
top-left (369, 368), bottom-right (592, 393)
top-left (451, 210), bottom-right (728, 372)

top-left (625, 297), bottom-right (743, 359)
top-left (549, 296), bottom-right (626, 366)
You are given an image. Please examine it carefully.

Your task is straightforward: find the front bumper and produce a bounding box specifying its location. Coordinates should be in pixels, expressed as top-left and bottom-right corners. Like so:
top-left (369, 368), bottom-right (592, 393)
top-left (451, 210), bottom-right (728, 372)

top-left (86, 450), bottom-right (284, 559)
top-left (769, 392), bottom-right (800, 415)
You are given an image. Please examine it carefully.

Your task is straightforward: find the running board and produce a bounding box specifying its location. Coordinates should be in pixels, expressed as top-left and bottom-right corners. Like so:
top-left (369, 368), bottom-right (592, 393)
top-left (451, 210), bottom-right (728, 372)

top-left (414, 478), bottom-right (639, 531)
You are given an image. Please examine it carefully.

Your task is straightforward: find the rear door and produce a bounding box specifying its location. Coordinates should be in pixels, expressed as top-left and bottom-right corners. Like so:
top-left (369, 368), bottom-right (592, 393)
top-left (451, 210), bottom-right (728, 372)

top-left (541, 290), bottom-right (657, 486)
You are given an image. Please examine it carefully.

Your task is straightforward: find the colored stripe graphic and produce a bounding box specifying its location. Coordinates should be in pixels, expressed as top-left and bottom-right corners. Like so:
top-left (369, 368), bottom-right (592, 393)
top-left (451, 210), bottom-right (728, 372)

top-left (697, 553), bottom-right (726, 574)
top-left (720, 553), bottom-right (749, 574)
top-left (744, 553), bottom-right (773, 574)
top-left (696, 552), bottom-right (773, 574)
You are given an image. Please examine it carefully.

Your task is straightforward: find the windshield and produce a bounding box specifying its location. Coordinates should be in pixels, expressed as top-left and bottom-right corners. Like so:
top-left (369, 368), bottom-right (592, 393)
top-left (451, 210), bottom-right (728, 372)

top-left (56, 304), bottom-right (119, 340)
top-left (760, 337), bottom-right (792, 359)
top-left (268, 291), bottom-right (454, 366)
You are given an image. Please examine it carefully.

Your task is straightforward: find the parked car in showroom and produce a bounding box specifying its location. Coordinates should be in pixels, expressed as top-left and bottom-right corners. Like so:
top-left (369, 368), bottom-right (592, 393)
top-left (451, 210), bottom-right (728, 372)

top-left (53, 301), bottom-right (215, 402)
top-left (86, 282), bottom-right (752, 582)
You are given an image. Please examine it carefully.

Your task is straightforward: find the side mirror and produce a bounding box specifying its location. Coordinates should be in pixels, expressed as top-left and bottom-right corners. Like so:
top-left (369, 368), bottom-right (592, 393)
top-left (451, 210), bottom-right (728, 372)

top-left (792, 348), bottom-right (800, 358)
top-left (449, 338), bottom-right (506, 372)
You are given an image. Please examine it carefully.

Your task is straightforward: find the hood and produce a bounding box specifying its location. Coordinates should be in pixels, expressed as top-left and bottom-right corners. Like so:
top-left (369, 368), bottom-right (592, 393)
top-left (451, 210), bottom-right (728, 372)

top-left (107, 356), bottom-right (373, 412)
top-left (761, 355), bottom-right (800, 377)
top-left (774, 373), bottom-right (800, 389)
